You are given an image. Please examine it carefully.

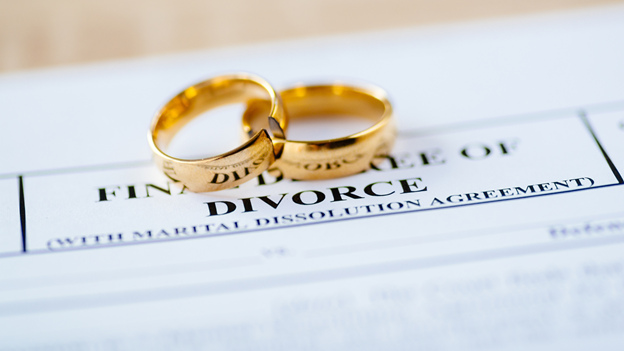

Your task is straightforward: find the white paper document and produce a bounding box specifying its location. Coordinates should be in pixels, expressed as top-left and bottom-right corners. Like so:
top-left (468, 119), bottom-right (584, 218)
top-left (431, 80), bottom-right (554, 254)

top-left (1, 5), bottom-right (624, 350)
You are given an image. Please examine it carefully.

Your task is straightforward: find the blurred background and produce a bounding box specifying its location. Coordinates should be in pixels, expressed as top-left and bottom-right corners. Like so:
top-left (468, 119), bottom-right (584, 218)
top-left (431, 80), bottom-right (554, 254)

top-left (0, 0), bottom-right (620, 73)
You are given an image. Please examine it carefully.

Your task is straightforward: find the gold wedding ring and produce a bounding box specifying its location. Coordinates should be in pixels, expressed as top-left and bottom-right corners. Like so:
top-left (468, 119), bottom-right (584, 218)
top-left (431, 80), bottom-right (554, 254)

top-left (242, 83), bottom-right (395, 180)
top-left (148, 74), bottom-right (287, 192)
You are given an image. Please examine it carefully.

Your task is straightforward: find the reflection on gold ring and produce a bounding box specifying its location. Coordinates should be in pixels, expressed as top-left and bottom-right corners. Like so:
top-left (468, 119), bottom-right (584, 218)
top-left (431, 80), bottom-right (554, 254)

top-left (242, 83), bottom-right (395, 180)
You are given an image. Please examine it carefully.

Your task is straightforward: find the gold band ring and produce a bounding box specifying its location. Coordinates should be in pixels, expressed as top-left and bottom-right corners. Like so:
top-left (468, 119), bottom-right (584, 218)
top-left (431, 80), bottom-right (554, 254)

top-left (242, 83), bottom-right (396, 180)
top-left (148, 73), bottom-right (287, 192)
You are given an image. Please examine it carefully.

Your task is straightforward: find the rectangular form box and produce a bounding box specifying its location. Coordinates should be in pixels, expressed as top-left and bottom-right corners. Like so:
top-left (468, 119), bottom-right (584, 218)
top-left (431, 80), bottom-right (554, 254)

top-left (587, 110), bottom-right (624, 181)
top-left (21, 112), bottom-right (622, 253)
top-left (0, 178), bottom-right (22, 255)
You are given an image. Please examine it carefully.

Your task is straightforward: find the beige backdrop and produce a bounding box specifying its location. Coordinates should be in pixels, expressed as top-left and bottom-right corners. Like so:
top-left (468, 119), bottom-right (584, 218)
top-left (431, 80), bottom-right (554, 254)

top-left (0, 0), bottom-right (621, 73)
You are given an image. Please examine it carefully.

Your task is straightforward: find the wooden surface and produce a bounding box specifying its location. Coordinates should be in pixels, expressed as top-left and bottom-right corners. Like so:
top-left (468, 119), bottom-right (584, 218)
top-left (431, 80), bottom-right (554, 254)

top-left (0, 0), bottom-right (621, 73)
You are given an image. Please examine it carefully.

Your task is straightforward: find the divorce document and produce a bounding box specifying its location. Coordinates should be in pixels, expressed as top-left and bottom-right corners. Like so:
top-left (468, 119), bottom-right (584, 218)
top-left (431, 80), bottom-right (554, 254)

top-left (1, 5), bottom-right (624, 350)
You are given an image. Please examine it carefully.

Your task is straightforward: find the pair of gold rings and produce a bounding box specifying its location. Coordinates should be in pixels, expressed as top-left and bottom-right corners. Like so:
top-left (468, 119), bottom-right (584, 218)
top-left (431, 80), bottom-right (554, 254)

top-left (148, 73), bottom-right (396, 192)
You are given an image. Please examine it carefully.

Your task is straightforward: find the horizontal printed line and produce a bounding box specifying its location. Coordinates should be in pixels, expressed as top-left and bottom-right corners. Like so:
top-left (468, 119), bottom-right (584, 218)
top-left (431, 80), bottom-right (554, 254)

top-left (1, 233), bottom-right (623, 317)
top-left (400, 99), bottom-right (624, 138)
top-left (2, 182), bottom-right (621, 259)
top-left (304, 210), bottom-right (624, 259)
top-left (7, 208), bottom-right (620, 289)
top-left (0, 256), bottom-right (263, 292)
top-left (0, 160), bottom-right (152, 180)
top-left (1, 99), bottom-right (624, 180)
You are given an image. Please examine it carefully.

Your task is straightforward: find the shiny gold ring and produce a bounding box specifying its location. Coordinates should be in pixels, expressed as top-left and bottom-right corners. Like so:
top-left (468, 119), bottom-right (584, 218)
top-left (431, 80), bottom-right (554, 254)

top-left (148, 73), bottom-right (287, 192)
top-left (242, 83), bottom-right (395, 180)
